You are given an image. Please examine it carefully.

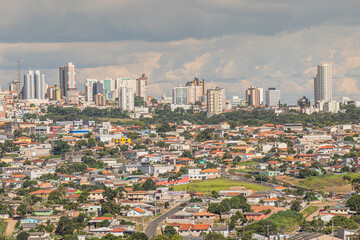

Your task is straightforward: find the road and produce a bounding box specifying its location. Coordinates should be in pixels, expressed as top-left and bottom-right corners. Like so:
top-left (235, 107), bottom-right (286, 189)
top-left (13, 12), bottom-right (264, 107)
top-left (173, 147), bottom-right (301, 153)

top-left (145, 205), bottom-right (183, 238)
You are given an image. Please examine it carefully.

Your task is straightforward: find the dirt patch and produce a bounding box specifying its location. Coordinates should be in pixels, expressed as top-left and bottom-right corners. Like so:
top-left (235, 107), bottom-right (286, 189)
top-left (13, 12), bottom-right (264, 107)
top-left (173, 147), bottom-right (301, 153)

top-left (5, 219), bottom-right (16, 237)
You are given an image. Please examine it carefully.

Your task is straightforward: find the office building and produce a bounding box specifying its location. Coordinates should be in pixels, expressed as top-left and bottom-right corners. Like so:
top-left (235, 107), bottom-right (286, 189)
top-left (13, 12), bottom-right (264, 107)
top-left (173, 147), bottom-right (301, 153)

top-left (136, 74), bottom-right (148, 101)
top-left (186, 77), bottom-right (205, 97)
top-left (119, 85), bottom-right (134, 111)
top-left (314, 63), bottom-right (332, 104)
top-left (207, 87), bottom-right (225, 116)
top-left (23, 70), bottom-right (46, 100)
top-left (172, 86), bottom-right (188, 105)
top-left (59, 62), bottom-right (76, 99)
top-left (245, 86), bottom-right (260, 106)
top-left (265, 88), bottom-right (281, 106)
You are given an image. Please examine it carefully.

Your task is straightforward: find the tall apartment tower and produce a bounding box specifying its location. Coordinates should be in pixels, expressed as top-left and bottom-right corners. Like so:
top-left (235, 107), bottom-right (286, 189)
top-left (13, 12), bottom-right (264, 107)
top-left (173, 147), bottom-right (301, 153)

top-left (23, 70), bottom-right (46, 100)
top-left (314, 63), bottom-right (332, 104)
top-left (85, 79), bottom-right (98, 102)
top-left (186, 77), bottom-right (205, 98)
top-left (207, 87), bottom-right (225, 116)
top-left (136, 74), bottom-right (148, 101)
top-left (245, 86), bottom-right (260, 106)
top-left (266, 88), bottom-right (281, 106)
top-left (59, 62), bottom-right (76, 99)
top-left (119, 85), bottom-right (135, 111)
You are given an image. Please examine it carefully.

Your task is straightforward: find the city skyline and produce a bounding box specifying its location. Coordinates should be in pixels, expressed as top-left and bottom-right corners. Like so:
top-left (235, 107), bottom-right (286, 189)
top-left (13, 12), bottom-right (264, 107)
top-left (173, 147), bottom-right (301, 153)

top-left (2, 1), bottom-right (360, 103)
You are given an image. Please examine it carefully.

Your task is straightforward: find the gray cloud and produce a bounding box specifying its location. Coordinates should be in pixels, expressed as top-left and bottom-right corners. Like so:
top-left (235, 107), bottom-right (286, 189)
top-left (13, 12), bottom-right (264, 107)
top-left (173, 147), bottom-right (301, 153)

top-left (1, 1), bottom-right (360, 104)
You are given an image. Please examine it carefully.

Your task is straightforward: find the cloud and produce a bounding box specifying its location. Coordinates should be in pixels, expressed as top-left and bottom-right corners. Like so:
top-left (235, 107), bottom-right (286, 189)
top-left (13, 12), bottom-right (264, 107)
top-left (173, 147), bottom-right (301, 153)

top-left (2, 2), bottom-right (360, 104)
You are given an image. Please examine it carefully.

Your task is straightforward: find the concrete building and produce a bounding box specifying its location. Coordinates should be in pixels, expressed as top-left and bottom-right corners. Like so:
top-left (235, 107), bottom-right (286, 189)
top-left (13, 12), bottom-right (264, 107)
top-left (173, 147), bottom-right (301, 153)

top-left (245, 86), bottom-right (260, 106)
top-left (172, 86), bottom-right (188, 105)
top-left (265, 88), bottom-right (281, 106)
top-left (187, 85), bottom-right (202, 104)
top-left (136, 74), bottom-right (148, 101)
top-left (85, 79), bottom-right (98, 102)
top-left (314, 63), bottom-right (332, 104)
top-left (23, 70), bottom-right (46, 100)
top-left (59, 62), bottom-right (76, 100)
top-left (207, 87), bottom-right (225, 116)
top-left (94, 93), bottom-right (105, 106)
top-left (119, 85), bottom-right (134, 111)
top-left (186, 77), bottom-right (205, 99)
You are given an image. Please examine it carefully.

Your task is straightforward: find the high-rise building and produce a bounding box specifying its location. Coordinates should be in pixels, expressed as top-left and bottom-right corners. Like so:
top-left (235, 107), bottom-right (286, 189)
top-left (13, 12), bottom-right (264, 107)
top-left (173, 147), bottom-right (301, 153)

top-left (187, 85), bottom-right (202, 104)
top-left (207, 87), bottom-right (225, 116)
top-left (9, 80), bottom-right (21, 96)
top-left (119, 85), bottom-right (134, 111)
top-left (266, 88), bottom-right (281, 106)
top-left (259, 88), bottom-right (264, 105)
top-left (136, 74), bottom-right (148, 101)
top-left (297, 96), bottom-right (311, 108)
top-left (59, 62), bottom-right (76, 100)
top-left (85, 79), bottom-right (98, 102)
top-left (93, 82), bottom-right (104, 98)
top-left (94, 93), bottom-right (105, 106)
top-left (245, 86), bottom-right (260, 106)
top-left (314, 63), bottom-right (332, 104)
top-left (172, 86), bottom-right (188, 105)
top-left (23, 70), bottom-right (46, 100)
top-left (186, 77), bottom-right (205, 97)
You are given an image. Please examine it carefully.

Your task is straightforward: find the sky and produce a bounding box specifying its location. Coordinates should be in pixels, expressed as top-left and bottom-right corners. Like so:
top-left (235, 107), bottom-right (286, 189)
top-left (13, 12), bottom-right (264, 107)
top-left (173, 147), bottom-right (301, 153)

top-left (1, 0), bottom-right (360, 104)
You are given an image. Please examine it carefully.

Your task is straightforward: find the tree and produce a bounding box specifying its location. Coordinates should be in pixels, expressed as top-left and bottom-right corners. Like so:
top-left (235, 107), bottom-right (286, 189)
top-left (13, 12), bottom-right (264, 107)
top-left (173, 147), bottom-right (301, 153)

top-left (16, 232), bottom-right (29, 240)
top-left (45, 224), bottom-right (54, 233)
top-left (304, 191), bottom-right (317, 202)
top-left (290, 200), bottom-right (301, 212)
top-left (130, 232), bottom-right (148, 240)
top-left (346, 195), bottom-right (360, 213)
top-left (180, 150), bottom-right (192, 159)
top-left (164, 226), bottom-right (176, 238)
top-left (351, 178), bottom-right (360, 193)
top-left (51, 140), bottom-right (71, 155)
top-left (87, 138), bottom-right (97, 148)
top-left (134, 96), bottom-right (145, 107)
top-left (142, 179), bottom-right (156, 191)
top-left (211, 190), bottom-right (219, 198)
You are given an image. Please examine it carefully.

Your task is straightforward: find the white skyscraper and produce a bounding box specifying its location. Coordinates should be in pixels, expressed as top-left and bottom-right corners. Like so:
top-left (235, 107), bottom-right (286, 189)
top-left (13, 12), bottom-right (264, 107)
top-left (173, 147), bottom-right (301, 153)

top-left (314, 63), bottom-right (332, 104)
top-left (258, 88), bottom-right (264, 105)
top-left (23, 70), bottom-right (46, 100)
top-left (136, 74), bottom-right (148, 101)
top-left (266, 88), bottom-right (281, 106)
top-left (119, 85), bottom-right (134, 111)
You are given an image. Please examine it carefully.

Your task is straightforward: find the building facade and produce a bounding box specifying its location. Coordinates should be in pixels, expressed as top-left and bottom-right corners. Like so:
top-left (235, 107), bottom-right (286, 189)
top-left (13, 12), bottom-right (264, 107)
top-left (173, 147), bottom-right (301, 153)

top-left (59, 62), bottom-right (77, 100)
top-left (119, 85), bottom-right (134, 111)
top-left (314, 63), bottom-right (332, 104)
top-left (207, 87), bottom-right (225, 116)
top-left (265, 88), bottom-right (281, 106)
top-left (245, 86), bottom-right (260, 106)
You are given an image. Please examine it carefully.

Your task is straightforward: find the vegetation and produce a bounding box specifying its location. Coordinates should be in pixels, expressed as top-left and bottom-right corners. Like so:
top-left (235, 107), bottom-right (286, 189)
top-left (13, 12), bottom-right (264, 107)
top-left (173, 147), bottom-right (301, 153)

top-left (302, 206), bottom-right (318, 218)
top-left (173, 178), bottom-right (270, 193)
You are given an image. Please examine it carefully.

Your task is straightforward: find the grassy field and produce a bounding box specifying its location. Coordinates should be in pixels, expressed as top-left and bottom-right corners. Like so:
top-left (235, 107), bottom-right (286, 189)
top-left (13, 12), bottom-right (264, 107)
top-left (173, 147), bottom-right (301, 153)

top-left (302, 206), bottom-right (318, 218)
top-left (40, 154), bottom-right (61, 160)
top-left (278, 173), bottom-right (360, 193)
top-left (173, 178), bottom-right (270, 193)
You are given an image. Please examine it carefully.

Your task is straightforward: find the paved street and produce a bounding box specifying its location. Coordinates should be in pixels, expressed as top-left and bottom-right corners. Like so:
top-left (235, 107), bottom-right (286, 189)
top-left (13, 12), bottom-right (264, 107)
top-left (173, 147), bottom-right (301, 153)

top-left (145, 205), bottom-right (184, 238)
